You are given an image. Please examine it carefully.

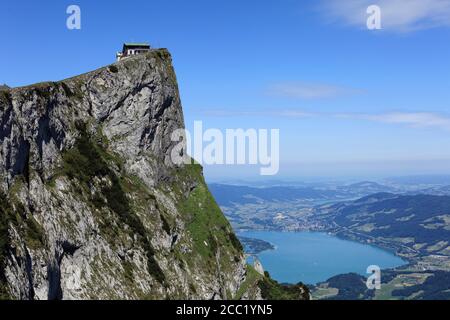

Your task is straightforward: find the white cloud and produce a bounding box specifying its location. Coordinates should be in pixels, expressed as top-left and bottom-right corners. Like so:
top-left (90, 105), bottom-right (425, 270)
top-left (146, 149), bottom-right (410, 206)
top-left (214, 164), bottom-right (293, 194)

top-left (334, 111), bottom-right (450, 130)
top-left (197, 108), bottom-right (450, 131)
top-left (319, 0), bottom-right (450, 32)
top-left (266, 82), bottom-right (360, 99)
top-left (358, 112), bottom-right (450, 130)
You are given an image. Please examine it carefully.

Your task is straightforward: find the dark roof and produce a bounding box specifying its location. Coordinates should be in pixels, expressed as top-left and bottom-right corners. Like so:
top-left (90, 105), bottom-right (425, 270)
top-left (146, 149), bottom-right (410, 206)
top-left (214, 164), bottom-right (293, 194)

top-left (122, 43), bottom-right (150, 51)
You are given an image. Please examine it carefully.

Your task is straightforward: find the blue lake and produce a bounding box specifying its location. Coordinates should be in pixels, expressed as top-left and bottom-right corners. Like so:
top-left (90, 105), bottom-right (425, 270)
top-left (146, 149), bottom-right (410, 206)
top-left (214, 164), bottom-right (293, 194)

top-left (238, 231), bottom-right (407, 285)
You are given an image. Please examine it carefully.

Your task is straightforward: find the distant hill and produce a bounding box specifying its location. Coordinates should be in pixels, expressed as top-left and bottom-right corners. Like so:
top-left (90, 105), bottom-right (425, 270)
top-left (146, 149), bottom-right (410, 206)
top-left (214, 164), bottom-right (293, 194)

top-left (311, 270), bottom-right (450, 300)
top-left (352, 192), bottom-right (397, 204)
top-left (0, 84), bottom-right (9, 90)
top-left (315, 193), bottom-right (450, 257)
top-left (208, 184), bottom-right (339, 206)
top-left (344, 181), bottom-right (394, 194)
top-left (311, 192), bottom-right (450, 300)
top-left (386, 175), bottom-right (450, 186)
top-left (411, 185), bottom-right (450, 197)
top-left (209, 182), bottom-right (396, 207)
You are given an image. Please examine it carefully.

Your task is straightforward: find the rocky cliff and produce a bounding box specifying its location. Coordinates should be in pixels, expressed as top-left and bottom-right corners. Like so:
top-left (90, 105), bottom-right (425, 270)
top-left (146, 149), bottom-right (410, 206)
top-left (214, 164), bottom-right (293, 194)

top-left (0, 49), bottom-right (309, 301)
top-left (0, 49), bottom-right (257, 300)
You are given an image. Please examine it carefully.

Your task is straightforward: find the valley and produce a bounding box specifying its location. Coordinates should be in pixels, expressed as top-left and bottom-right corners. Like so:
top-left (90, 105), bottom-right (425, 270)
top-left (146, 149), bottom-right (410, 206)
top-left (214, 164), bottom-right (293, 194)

top-left (210, 180), bottom-right (450, 299)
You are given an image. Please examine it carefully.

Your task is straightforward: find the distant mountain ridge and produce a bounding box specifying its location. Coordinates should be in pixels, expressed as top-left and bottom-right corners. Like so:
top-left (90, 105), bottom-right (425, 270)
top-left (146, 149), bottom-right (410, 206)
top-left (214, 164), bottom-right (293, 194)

top-left (209, 182), bottom-right (397, 207)
top-left (208, 182), bottom-right (450, 300)
top-left (314, 193), bottom-right (450, 259)
top-left (409, 185), bottom-right (450, 196)
top-left (209, 184), bottom-right (339, 206)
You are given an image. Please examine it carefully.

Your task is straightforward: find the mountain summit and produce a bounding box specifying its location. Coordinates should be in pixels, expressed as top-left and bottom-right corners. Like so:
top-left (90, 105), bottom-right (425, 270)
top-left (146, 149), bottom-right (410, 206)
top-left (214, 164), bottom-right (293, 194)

top-left (0, 49), bottom-right (252, 300)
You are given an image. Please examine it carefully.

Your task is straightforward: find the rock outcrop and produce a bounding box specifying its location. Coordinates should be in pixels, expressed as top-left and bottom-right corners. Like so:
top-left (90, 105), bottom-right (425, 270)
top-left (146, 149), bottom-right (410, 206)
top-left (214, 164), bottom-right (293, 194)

top-left (0, 49), bottom-right (252, 300)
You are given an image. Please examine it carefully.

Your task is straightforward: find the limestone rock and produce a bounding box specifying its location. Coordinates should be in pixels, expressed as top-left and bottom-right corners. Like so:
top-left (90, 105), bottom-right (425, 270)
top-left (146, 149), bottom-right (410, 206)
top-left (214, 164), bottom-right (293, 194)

top-left (0, 50), bottom-right (252, 300)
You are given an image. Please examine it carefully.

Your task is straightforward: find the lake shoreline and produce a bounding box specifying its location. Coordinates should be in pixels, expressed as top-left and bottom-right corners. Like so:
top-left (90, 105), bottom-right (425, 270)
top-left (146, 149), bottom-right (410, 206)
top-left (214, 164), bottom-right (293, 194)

top-left (237, 230), bottom-right (408, 285)
top-left (237, 227), bottom-right (414, 265)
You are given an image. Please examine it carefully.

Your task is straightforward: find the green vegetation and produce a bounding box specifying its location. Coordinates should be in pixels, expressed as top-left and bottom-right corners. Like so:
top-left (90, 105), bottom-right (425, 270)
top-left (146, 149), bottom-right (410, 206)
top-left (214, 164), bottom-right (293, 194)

top-left (1, 185), bottom-right (48, 300)
top-left (234, 265), bottom-right (262, 300)
top-left (238, 237), bottom-right (274, 255)
top-left (311, 269), bottom-right (450, 300)
top-left (34, 83), bottom-right (55, 99)
top-left (391, 271), bottom-right (450, 300)
top-left (228, 231), bottom-right (243, 252)
top-left (258, 271), bottom-right (310, 300)
top-left (0, 193), bottom-right (12, 299)
top-left (0, 90), bottom-right (11, 105)
top-left (178, 163), bottom-right (242, 261)
top-left (60, 122), bottom-right (165, 284)
top-left (311, 286), bottom-right (339, 300)
top-left (333, 194), bottom-right (450, 248)
top-left (121, 260), bottom-right (135, 284)
top-left (160, 213), bottom-right (171, 235)
top-left (60, 82), bottom-right (74, 97)
top-left (324, 273), bottom-right (369, 300)
top-left (59, 80), bottom-right (84, 101)
top-left (16, 202), bottom-right (45, 251)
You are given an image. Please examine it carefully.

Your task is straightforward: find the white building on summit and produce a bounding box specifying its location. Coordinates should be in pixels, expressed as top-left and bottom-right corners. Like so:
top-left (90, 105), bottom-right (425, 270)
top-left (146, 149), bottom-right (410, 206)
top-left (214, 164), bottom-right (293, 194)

top-left (116, 43), bottom-right (151, 61)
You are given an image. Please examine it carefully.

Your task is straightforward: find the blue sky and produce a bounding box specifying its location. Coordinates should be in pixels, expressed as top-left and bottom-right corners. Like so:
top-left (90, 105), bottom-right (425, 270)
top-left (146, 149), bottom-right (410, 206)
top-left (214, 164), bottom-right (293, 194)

top-left (2, 0), bottom-right (450, 181)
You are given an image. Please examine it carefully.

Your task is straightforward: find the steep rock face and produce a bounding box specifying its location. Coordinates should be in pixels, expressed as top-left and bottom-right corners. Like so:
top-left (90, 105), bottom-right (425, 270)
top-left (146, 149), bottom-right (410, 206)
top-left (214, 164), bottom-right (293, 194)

top-left (0, 50), bottom-right (250, 300)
